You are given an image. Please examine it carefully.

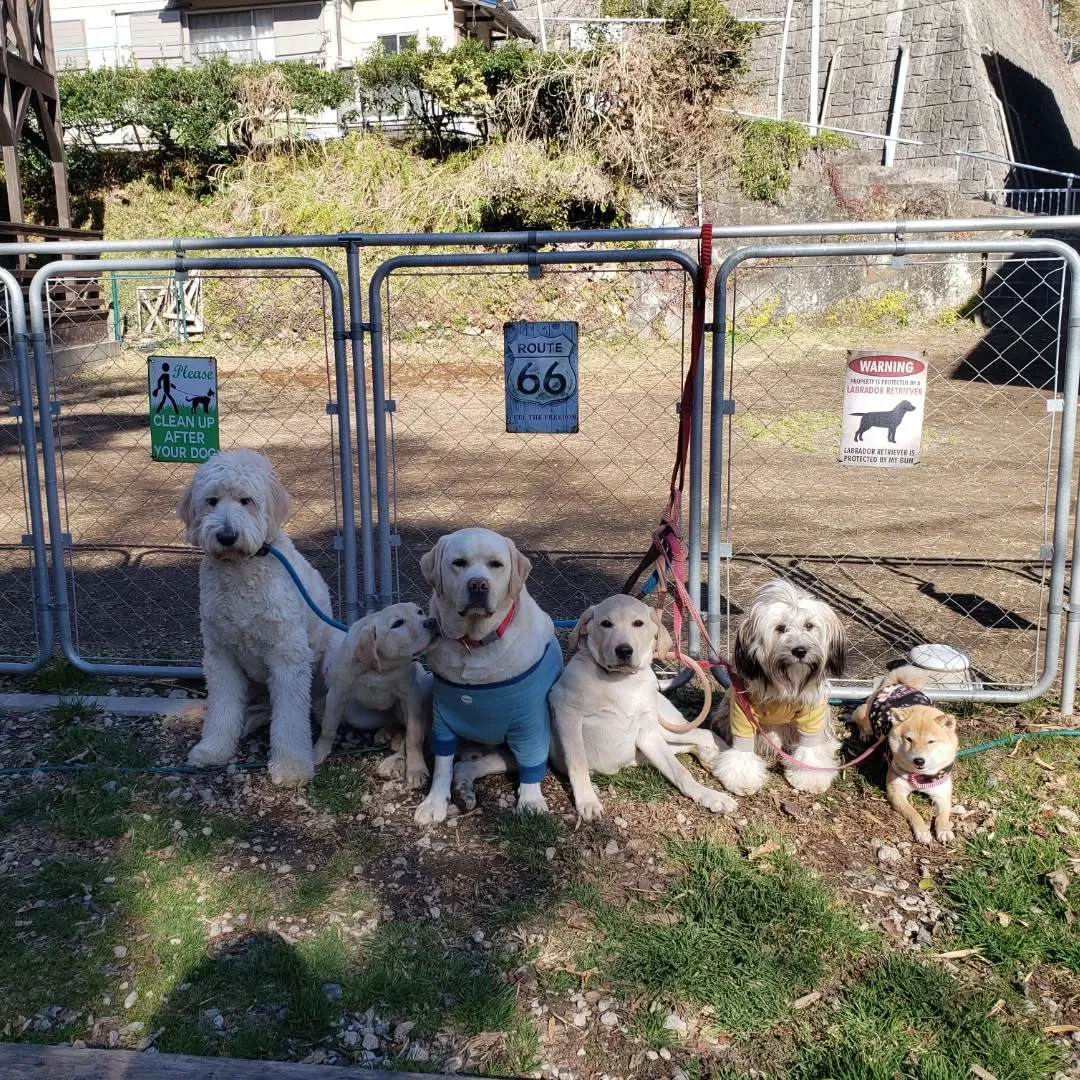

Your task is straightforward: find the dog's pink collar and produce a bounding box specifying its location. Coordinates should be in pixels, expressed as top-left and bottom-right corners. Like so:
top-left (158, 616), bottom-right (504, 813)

top-left (889, 761), bottom-right (953, 790)
top-left (455, 603), bottom-right (516, 651)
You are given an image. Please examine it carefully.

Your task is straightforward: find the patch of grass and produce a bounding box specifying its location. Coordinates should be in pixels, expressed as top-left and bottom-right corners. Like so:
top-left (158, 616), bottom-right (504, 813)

top-left (496, 809), bottom-right (562, 857)
top-left (44, 725), bottom-right (156, 769)
top-left (629, 1008), bottom-right (681, 1050)
top-left (736, 119), bottom-right (850, 203)
top-left (3, 771), bottom-right (134, 838)
top-left (734, 412), bottom-right (840, 454)
top-left (601, 763), bottom-right (674, 803)
top-left (307, 760), bottom-right (368, 814)
top-left (26, 659), bottom-right (100, 694)
top-left (577, 838), bottom-right (868, 1033)
top-left (48, 696), bottom-right (102, 725)
top-left (816, 289), bottom-right (915, 330)
top-left (789, 955), bottom-right (1060, 1080)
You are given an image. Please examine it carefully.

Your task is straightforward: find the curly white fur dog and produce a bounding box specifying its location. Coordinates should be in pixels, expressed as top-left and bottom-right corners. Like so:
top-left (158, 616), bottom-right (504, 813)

top-left (180, 450), bottom-right (343, 786)
top-left (712, 579), bottom-right (846, 796)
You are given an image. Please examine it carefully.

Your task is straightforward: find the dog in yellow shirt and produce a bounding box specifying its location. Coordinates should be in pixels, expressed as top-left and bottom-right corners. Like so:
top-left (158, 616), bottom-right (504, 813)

top-left (712, 579), bottom-right (846, 796)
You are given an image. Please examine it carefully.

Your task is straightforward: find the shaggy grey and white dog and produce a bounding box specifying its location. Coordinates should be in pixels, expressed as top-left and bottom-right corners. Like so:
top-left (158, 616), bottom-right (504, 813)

top-left (711, 579), bottom-right (846, 796)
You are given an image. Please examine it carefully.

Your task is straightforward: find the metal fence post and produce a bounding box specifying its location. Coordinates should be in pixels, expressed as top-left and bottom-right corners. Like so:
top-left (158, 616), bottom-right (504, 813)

top-left (0, 267), bottom-right (53, 672)
top-left (346, 242), bottom-right (377, 616)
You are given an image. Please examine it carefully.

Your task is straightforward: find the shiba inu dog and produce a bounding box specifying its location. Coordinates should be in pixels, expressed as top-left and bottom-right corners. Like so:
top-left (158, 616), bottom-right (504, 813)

top-left (853, 667), bottom-right (959, 845)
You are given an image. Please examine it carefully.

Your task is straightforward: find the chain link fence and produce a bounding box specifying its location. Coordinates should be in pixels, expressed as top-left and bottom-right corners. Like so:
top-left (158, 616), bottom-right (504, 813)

top-left (709, 243), bottom-right (1074, 695)
top-left (371, 254), bottom-right (697, 625)
top-left (37, 262), bottom-right (351, 671)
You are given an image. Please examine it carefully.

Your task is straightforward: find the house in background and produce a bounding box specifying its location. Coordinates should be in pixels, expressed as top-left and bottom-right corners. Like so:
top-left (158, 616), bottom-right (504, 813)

top-left (49, 0), bottom-right (534, 72)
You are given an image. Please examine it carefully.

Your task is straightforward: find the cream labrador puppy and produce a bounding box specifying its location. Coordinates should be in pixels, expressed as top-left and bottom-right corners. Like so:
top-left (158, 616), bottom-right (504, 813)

top-left (314, 602), bottom-right (438, 788)
top-left (550, 595), bottom-right (737, 820)
top-left (414, 527), bottom-right (562, 825)
top-left (179, 450), bottom-right (343, 786)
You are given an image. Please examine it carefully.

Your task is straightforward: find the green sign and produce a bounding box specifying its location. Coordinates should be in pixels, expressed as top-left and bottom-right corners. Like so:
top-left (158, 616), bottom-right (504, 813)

top-left (148, 355), bottom-right (219, 463)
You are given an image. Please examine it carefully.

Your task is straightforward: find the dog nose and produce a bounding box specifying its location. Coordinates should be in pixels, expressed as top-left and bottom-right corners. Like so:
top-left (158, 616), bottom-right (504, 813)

top-left (912, 756), bottom-right (926, 768)
top-left (216, 529), bottom-right (237, 547)
top-left (615, 643), bottom-right (634, 661)
top-left (467, 577), bottom-right (489, 595)
top-left (423, 618), bottom-right (439, 632)
top-left (791, 645), bottom-right (808, 660)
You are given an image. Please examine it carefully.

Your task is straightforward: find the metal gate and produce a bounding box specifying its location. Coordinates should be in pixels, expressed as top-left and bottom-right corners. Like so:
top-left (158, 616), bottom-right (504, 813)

top-left (29, 256), bottom-right (359, 678)
top-left (367, 248), bottom-right (702, 627)
top-left (708, 239), bottom-right (1080, 702)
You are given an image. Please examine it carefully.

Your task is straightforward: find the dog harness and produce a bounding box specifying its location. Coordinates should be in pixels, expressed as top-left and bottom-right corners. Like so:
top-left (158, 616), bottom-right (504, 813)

top-left (431, 637), bottom-right (563, 784)
top-left (728, 695), bottom-right (827, 741)
top-left (867, 683), bottom-right (954, 789)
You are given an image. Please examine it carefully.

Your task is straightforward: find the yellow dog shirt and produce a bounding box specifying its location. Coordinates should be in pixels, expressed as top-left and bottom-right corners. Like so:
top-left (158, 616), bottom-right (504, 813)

top-left (728, 696), bottom-right (827, 740)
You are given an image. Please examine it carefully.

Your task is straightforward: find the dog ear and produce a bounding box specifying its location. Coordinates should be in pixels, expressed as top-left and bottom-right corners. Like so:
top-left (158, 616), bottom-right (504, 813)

top-left (353, 624), bottom-right (380, 673)
top-left (650, 607), bottom-right (676, 662)
top-left (507, 538), bottom-right (532, 601)
top-left (266, 469), bottom-right (291, 532)
top-left (568, 606), bottom-right (595, 651)
top-left (938, 712), bottom-right (957, 732)
top-left (419, 537), bottom-right (446, 595)
top-left (823, 607), bottom-right (847, 678)
top-left (177, 475), bottom-right (198, 543)
top-left (733, 617), bottom-right (765, 684)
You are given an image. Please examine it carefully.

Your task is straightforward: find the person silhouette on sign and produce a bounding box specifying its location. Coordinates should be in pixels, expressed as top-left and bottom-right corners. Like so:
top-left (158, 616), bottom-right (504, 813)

top-left (153, 362), bottom-right (179, 414)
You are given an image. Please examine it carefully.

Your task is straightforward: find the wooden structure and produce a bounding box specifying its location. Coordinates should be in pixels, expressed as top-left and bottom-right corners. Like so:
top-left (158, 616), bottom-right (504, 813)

top-left (0, 0), bottom-right (69, 229)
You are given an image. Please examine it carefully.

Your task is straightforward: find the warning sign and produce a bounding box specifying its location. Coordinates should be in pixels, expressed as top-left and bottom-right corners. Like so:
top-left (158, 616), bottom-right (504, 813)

top-left (148, 355), bottom-right (219, 463)
top-left (839, 350), bottom-right (927, 467)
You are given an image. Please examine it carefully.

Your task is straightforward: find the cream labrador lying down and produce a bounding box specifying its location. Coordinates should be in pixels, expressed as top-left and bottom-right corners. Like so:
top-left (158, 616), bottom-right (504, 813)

top-left (415, 527), bottom-right (562, 825)
top-left (314, 602), bottom-right (438, 788)
top-left (550, 595), bottom-right (737, 820)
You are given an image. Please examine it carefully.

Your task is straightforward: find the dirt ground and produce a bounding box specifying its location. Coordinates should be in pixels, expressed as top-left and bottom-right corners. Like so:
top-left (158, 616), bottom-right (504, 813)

top-left (0, 260), bottom-right (1067, 692)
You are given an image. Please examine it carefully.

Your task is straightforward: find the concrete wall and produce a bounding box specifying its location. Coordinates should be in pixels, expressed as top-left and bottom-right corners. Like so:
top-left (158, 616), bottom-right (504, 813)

top-left (735, 0), bottom-right (1080, 196)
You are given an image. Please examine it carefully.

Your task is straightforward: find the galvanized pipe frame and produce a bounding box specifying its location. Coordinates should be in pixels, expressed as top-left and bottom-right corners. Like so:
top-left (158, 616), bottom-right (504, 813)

top-left (365, 247), bottom-right (704, 640)
top-left (0, 266), bottom-right (54, 673)
top-left (708, 238), bottom-right (1080, 706)
top-left (27, 255), bottom-right (361, 679)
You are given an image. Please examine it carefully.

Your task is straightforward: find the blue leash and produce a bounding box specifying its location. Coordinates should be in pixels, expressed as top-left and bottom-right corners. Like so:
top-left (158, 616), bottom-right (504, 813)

top-left (265, 545), bottom-right (349, 632)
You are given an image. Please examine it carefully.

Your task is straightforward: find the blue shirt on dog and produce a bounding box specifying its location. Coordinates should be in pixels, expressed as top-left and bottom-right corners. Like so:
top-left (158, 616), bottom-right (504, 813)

top-left (431, 638), bottom-right (563, 784)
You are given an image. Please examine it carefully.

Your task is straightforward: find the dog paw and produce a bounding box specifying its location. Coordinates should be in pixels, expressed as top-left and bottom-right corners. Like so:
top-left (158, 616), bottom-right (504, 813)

top-left (517, 789), bottom-right (549, 815)
top-left (405, 761), bottom-right (431, 791)
top-left (414, 795), bottom-right (449, 826)
top-left (268, 754), bottom-right (315, 787)
top-left (576, 795), bottom-right (604, 822)
top-left (188, 740), bottom-right (236, 768)
top-left (313, 739), bottom-right (334, 767)
top-left (376, 752), bottom-right (406, 780)
top-left (451, 782), bottom-right (477, 812)
top-left (696, 787), bottom-right (738, 814)
top-left (712, 750), bottom-right (769, 796)
top-left (935, 827), bottom-right (954, 844)
top-left (784, 767), bottom-right (835, 795)
top-left (912, 824), bottom-right (933, 845)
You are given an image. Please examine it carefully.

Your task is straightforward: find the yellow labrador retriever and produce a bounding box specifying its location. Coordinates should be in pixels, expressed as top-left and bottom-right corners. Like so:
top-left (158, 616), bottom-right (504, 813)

top-left (415, 528), bottom-right (561, 825)
top-left (550, 595), bottom-right (737, 820)
top-left (314, 602), bottom-right (438, 788)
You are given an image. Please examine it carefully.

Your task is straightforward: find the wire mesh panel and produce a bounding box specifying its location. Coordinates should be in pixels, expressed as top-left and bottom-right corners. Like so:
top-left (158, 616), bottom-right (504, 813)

top-left (714, 251), bottom-right (1067, 692)
top-left (44, 267), bottom-right (346, 668)
top-left (0, 286), bottom-right (43, 666)
top-left (379, 260), bottom-right (693, 622)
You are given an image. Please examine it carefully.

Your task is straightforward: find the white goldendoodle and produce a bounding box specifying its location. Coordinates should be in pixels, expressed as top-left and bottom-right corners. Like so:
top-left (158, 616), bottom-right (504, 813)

top-left (179, 449), bottom-right (343, 785)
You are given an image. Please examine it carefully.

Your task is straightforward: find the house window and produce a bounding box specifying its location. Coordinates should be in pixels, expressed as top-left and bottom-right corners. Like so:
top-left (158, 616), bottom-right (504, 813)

top-left (378, 33), bottom-right (418, 54)
top-left (53, 19), bottom-right (89, 70)
top-left (187, 5), bottom-right (324, 64)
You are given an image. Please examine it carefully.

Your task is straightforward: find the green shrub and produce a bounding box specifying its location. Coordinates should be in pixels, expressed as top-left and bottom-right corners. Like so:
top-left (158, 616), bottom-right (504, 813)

top-left (736, 118), bottom-right (849, 202)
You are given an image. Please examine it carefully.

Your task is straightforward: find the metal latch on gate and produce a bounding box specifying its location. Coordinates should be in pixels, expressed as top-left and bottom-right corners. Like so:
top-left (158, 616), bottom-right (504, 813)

top-left (719, 399), bottom-right (735, 416)
top-left (1047, 399), bottom-right (1065, 413)
top-left (384, 399), bottom-right (396, 413)
top-left (389, 533), bottom-right (402, 548)
top-left (1040, 543), bottom-right (1054, 561)
top-left (714, 543), bottom-right (733, 558)
top-left (333, 531), bottom-right (345, 552)
top-left (326, 401), bottom-right (338, 416)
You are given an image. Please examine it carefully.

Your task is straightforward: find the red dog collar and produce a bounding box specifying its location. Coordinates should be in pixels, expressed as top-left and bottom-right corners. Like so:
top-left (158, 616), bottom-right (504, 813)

top-left (456, 603), bottom-right (516, 651)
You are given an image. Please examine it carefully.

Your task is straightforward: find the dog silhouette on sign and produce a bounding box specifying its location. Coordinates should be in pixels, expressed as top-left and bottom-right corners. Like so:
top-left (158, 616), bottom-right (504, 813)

top-left (850, 400), bottom-right (917, 443)
top-left (186, 388), bottom-right (216, 414)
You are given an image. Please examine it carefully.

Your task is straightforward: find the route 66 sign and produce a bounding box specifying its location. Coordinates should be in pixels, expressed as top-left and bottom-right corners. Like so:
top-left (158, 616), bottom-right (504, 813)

top-left (503, 321), bottom-right (579, 433)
